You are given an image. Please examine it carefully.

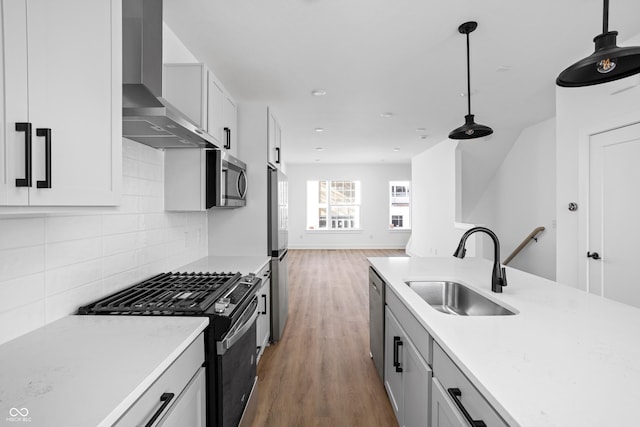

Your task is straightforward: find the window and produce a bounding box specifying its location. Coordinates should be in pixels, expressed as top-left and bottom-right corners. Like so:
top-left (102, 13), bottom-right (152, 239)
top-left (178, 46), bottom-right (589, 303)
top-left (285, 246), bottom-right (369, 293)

top-left (389, 181), bottom-right (411, 230)
top-left (307, 180), bottom-right (361, 230)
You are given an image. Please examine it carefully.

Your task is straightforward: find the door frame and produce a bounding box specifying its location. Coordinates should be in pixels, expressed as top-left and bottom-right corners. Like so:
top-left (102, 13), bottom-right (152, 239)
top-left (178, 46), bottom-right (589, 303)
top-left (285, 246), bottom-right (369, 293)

top-left (577, 110), bottom-right (640, 293)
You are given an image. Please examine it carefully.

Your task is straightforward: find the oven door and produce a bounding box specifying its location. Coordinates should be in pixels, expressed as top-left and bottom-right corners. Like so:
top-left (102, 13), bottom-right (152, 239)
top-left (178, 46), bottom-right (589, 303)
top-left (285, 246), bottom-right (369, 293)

top-left (216, 296), bottom-right (258, 427)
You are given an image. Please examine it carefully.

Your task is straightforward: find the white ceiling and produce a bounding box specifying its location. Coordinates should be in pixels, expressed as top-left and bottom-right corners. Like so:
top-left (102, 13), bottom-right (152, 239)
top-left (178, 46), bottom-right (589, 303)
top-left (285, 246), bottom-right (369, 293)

top-left (164, 0), bottom-right (640, 170)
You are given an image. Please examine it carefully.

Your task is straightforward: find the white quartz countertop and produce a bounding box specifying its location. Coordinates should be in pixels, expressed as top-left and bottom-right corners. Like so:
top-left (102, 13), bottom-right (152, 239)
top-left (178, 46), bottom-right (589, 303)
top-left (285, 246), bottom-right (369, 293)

top-left (0, 315), bottom-right (208, 427)
top-left (177, 255), bottom-right (270, 275)
top-left (368, 256), bottom-right (640, 427)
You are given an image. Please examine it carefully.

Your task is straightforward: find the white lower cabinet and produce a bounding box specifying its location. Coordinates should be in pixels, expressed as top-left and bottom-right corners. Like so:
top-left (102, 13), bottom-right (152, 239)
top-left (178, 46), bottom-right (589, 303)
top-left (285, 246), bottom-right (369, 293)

top-left (256, 264), bottom-right (271, 362)
top-left (432, 342), bottom-right (508, 427)
top-left (158, 368), bottom-right (206, 427)
top-left (114, 333), bottom-right (205, 427)
top-left (384, 307), bottom-right (432, 427)
top-left (431, 378), bottom-right (469, 427)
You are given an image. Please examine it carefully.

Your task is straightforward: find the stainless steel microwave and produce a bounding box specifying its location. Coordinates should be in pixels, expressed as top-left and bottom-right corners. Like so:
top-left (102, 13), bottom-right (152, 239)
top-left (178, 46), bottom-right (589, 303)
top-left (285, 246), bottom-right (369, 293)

top-left (207, 150), bottom-right (247, 208)
top-left (164, 149), bottom-right (247, 211)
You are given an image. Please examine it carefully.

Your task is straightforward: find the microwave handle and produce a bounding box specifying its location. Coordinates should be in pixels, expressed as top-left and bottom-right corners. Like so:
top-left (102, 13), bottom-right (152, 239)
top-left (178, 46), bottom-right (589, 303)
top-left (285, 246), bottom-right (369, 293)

top-left (220, 168), bottom-right (227, 201)
top-left (238, 170), bottom-right (247, 199)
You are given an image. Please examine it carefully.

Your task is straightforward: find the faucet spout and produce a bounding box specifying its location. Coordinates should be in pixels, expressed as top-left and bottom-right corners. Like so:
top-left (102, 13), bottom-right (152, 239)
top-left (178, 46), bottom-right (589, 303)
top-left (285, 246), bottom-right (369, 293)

top-left (452, 226), bottom-right (508, 293)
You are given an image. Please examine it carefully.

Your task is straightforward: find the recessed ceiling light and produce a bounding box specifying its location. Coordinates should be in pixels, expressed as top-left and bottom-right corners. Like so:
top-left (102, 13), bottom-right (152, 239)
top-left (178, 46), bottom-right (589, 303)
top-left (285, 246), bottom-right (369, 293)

top-left (419, 135), bottom-right (428, 140)
top-left (393, 148), bottom-right (400, 152)
top-left (311, 89), bottom-right (327, 97)
top-left (496, 65), bottom-right (511, 72)
top-left (314, 127), bottom-right (324, 132)
top-left (380, 112), bottom-right (394, 118)
top-left (315, 147), bottom-right (324, 151)
top-left (314, 159), bottom-right (321, 162)
top-left (416, 128), bottom-right (426, 132)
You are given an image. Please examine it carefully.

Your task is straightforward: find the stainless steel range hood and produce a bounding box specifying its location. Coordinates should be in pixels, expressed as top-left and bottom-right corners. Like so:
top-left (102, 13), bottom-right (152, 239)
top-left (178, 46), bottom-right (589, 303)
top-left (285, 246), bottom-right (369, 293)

top-left (122, 0), bottom-right (217, 149)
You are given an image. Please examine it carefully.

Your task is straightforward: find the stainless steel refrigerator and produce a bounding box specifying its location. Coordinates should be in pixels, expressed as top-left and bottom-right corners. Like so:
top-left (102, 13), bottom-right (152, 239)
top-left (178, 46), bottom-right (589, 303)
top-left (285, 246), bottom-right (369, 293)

top-left (267, 167), bottom-right (288, 341)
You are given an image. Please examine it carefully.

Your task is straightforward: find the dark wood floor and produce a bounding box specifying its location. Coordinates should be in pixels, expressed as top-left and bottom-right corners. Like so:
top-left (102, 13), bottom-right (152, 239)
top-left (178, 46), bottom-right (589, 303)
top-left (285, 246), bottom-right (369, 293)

top-left (250, 249), bottom-right (405, 427)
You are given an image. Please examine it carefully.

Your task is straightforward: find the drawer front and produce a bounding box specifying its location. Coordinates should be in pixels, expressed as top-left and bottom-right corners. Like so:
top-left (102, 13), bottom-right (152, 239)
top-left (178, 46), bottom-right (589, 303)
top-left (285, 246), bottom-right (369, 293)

top-left (433, 343), bottom-right (507, 427)
top-left (114, 333), bottom-right (205, 427)
top-left (431, 378), bottom-right (469, 427)
top-left (386, 288), bottom-right (432, 365)
top-left (158, 367), bottom-right (206, 427)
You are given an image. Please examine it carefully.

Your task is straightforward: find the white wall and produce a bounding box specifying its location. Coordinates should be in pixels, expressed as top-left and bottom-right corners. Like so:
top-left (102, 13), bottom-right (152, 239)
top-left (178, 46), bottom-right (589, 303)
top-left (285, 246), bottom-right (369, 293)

top-left (0, 139), bottom-right (208, 345)
top-left (287, 163), bottom-right (411, 249)
top-left (469, 118), bottom-right (557, 280)
top-left (409, 141), bottom-right (480, 257)
top-left (163, 23), bottom-right (198, 63)
top-left (556, 34), bottom-right (640, 288)
top-left (208, 103), bottom-right (269, 256)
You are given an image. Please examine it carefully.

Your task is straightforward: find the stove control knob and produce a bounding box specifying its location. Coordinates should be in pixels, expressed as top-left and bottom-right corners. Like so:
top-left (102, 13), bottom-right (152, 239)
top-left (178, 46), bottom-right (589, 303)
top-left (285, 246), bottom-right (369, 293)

top-left (220, 297), bottom-right (231, 306)
top-left (214, 302), bottom-right (227, 313)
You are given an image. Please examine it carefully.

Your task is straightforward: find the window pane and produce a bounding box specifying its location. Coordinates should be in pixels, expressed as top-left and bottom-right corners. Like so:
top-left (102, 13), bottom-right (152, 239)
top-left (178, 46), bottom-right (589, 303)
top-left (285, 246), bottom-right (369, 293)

top-left (308, 180), bottom-right (361, 231)
top-left (319, 181), bottom-right (327, 204)
top-left (319, 207), bottom-right (327, 229)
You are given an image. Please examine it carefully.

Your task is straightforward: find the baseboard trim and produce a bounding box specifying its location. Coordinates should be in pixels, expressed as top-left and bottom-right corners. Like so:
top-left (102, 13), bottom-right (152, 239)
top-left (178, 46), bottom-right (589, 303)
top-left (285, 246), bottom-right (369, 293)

top-left (288, 243), bottom-right (408, 250)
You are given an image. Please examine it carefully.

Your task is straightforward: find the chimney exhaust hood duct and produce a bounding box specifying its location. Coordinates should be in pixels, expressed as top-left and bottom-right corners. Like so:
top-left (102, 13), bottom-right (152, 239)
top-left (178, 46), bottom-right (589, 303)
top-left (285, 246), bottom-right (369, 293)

top-left (122, 0), bottom-right (217, 149)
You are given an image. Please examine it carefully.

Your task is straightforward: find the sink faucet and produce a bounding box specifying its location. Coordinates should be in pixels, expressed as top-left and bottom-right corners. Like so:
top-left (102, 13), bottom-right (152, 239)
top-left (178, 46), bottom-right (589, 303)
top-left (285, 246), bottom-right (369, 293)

top-left (453, 226), bottom-right (507, 293)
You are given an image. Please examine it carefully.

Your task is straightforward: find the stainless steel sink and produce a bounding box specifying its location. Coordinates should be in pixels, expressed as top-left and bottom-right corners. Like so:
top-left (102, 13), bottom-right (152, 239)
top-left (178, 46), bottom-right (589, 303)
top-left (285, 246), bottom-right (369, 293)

top-left (404, 281), bottom-right (516, 316)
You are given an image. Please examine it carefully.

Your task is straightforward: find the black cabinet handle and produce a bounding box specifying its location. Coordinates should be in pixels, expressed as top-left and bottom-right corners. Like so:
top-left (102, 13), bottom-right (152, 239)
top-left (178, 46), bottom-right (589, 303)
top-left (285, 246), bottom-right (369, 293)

top-left (224, 127), bottom-right (231, 149)
top-left (36, 128), bottom-right (51, 189)
top-left (275, 146), bottom-right (281, 164)
top-left (393, 336), bottom-right (403, 373)
top-left (587, 251), bottom-right (601, 260)
top-left (261, 294), bottom-right (267, 315)
top-left (144, 392), bottom-right (175, 427)
top-left (15, 122), bottom-right (32, 187)
top-left (447, 388), bottom-right (487, 427)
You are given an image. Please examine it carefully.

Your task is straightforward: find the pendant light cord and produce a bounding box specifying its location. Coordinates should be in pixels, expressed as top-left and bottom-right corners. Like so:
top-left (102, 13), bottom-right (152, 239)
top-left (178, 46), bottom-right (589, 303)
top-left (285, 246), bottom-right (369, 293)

top-left (466, 31), bottom-right (471, 116)
top-left (603, 0), bottom-right (609, 33)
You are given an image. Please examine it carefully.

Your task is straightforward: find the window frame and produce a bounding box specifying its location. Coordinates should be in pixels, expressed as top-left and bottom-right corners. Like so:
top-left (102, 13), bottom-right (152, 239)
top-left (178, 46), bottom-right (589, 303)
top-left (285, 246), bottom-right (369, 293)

top-left (389, 180), bottom-right (411, 231)
top-left (306, 180), bottom-right (362, 231)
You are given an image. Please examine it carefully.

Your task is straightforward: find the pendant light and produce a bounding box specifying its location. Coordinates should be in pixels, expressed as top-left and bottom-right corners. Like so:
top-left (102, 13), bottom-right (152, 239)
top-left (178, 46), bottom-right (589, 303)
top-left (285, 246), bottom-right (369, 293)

top-left (557, 0), bottom-right (640, 87)
top-left (449, 21), bottom-right (493, 140)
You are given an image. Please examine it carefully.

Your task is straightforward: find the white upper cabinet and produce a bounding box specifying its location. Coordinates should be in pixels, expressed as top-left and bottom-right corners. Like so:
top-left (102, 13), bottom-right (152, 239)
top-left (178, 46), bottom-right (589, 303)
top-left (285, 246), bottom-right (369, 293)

top-left (222, 95), bottom-right (238, 157)
top-left (164, 63), bottom-right (238, 156)
top-left (0, 0), bottom-right (122, 207)
top-left (207, 74), bottom-right (224, 144)
top-left (164, 63), bottom-right (209, 134)
top-left (267, 108), bottom-right (282, 169)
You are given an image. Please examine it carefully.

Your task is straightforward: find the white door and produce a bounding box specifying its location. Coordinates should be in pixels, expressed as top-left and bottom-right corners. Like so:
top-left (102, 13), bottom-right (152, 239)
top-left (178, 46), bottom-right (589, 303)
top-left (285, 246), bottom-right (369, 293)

top-left (588, 122), bottom-right (640, 307)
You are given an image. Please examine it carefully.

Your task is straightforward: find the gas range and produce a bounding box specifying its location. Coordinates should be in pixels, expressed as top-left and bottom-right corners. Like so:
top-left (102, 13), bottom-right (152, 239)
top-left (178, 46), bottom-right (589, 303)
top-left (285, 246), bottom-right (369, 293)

top-left (78, 271), bottom-right (258, 318)
top-left (77, 270), bottom-right (262, 427)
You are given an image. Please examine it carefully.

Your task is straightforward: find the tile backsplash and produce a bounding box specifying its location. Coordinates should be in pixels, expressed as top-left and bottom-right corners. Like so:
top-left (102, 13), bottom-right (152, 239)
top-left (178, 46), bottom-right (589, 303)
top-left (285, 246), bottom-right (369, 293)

top-left (0, 139), bottom-right (208, 345)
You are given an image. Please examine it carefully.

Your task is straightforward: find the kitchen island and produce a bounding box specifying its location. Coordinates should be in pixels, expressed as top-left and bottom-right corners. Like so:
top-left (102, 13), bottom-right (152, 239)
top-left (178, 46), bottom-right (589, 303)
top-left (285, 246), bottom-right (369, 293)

top-left (369, 256), bottom-right (640, 426)
top-left (0, 315), bottom-right (208, 427)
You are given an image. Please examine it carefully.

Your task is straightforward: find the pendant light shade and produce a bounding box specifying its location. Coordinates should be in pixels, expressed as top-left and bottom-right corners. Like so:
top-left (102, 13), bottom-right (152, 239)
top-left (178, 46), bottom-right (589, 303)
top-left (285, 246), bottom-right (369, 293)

top-left (449, 21), bottom-right (493, 140)
top-left (557, 0), bottom-right (640, 87)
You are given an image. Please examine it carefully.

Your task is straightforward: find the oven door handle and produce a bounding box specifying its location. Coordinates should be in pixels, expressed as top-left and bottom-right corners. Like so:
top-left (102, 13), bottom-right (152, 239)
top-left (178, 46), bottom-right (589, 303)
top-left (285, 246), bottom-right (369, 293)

top-left (217, 296), bottom-right (258, 355)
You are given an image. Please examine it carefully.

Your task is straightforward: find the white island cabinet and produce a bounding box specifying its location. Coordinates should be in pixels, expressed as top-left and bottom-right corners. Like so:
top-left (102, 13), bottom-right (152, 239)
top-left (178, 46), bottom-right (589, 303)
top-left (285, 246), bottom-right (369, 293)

top-left (384, 307), bottom-right (432, 427)
top-left (369, 255), bottom-right (640, 426)
top-left (0, 0), bottom-right (121, 207)
top-left (0, 316), bottom-right (208, 427)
